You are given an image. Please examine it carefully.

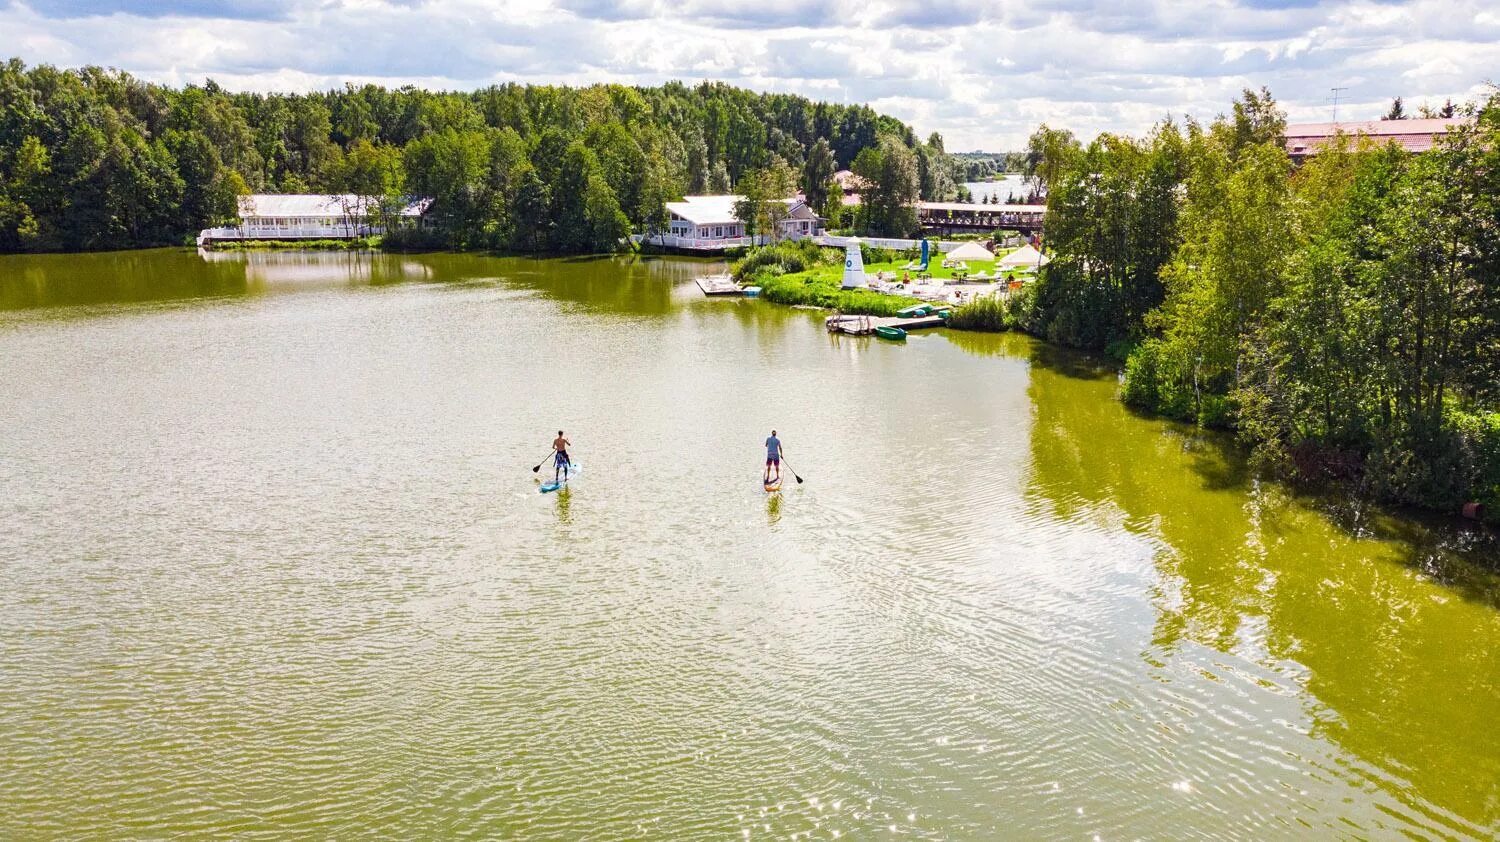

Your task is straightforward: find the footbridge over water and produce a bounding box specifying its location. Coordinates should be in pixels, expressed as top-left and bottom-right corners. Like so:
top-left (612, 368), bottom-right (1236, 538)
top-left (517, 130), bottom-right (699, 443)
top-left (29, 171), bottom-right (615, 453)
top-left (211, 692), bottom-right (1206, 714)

top-left (917, 202), bottom-right (1046, 236)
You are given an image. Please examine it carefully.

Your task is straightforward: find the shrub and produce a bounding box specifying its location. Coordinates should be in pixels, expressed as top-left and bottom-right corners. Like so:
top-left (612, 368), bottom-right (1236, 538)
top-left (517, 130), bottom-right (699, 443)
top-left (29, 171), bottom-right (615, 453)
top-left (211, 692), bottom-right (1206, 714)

top-left (946, 295), bottom-right (1009, 331)
top-left (1121, 339), bottom-right (1202, 422)
top-left (1363, 423), bottom-right (1471, 511)
top-left (1453, 411), bottom-right (1500, 519)
top-left (731, 239), bottom-right (834, 282)
top-left (382, 227), bottom-right (449, 251)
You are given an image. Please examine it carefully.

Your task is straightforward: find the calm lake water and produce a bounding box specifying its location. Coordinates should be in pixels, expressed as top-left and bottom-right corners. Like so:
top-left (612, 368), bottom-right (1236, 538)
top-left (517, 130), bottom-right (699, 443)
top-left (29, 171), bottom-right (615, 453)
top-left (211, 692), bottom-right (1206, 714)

top-left (964, 175), bottom-right (1029, 203)
top-left (1, 249), bottom-right (1497, 839)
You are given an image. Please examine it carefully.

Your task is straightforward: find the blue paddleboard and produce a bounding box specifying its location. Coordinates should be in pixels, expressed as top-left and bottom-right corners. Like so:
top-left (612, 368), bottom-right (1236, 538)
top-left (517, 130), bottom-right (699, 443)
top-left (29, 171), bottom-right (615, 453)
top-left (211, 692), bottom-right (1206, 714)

top-left (540, 463), bottom-right (580, 493)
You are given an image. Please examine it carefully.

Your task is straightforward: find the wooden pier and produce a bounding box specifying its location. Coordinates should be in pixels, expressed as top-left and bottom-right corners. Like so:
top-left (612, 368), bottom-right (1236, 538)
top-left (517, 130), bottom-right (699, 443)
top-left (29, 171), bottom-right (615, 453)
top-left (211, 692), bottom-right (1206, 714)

top-left (695, 274), bottom-right (744, 296)
top-left (825, 313), bottom-right (948, 336)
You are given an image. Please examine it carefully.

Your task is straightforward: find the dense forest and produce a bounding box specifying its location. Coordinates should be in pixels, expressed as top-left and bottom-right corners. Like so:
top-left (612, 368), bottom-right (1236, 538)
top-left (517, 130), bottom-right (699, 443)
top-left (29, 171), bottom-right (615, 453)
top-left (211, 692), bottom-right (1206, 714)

top-left (0, 58), bottom-right (967, 254)
top-left (1012, 87), bottom-right (1500, 516)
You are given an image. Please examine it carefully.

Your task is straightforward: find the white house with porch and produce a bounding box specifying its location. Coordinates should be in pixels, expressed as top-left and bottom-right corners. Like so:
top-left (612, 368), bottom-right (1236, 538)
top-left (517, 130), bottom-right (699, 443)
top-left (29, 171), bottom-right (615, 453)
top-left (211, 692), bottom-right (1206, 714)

top-left (644, 195), bottom-right (823, 251)
top-left (197, 194), bottom-right (431, 246)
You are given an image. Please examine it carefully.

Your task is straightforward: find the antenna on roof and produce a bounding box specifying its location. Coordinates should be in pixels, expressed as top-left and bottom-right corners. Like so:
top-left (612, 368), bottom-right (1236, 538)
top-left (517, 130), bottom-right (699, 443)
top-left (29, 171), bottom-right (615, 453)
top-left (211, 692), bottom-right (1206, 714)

top-left (1329, 87), bottom-right (1349, 125)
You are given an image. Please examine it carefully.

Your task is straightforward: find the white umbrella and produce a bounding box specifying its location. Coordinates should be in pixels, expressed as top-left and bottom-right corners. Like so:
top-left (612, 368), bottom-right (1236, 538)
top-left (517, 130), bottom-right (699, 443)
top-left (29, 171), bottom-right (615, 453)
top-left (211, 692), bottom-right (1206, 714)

top-left (998, 244), bottom-right (1050, 269)
top-left (946, 242), bottom-right (994, 261)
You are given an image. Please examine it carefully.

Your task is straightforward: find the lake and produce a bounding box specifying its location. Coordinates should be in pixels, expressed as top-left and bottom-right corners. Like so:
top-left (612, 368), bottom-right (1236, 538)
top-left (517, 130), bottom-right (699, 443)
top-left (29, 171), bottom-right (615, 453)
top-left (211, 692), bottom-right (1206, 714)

top-left (964, 175), bottom-right (1029, 203)
top-left (1, 249), bottom-right (1497, 839)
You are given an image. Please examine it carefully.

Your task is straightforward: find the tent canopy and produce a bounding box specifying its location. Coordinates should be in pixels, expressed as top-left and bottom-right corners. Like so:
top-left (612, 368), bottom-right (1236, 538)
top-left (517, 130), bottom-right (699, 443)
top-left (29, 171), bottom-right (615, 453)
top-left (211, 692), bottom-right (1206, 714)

top-left (946, 242), bottom-right (994, 261)
top-left (998, 244), bottom-right (1050, 269)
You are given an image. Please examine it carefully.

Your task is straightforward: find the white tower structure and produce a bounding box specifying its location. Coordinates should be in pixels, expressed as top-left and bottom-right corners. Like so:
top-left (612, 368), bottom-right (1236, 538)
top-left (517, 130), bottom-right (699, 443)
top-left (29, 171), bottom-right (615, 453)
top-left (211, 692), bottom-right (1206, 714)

top-left (840, 238), bottom-right (866, 289)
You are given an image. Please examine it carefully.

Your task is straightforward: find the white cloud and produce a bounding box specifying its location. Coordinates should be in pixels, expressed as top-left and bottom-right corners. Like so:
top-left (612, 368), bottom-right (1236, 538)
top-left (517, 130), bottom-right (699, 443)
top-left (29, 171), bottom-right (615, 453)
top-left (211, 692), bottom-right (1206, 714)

top-left (0, 0), bottom-right (1496, 150)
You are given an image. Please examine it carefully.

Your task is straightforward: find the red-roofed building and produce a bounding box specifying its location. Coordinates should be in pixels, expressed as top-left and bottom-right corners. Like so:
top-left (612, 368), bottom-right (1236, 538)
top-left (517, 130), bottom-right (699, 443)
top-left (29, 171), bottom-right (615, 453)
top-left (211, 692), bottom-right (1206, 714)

top-left (1284, 118), bottom-right (1472, 159)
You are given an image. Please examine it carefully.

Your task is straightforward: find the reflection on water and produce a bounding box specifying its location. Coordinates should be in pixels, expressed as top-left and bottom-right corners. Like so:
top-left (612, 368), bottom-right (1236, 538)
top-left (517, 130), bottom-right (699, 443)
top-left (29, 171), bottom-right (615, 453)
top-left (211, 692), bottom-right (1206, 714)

top-left (0, 248), bottom-right (727, 316)
top-left (1021, 336), bottom-right (1500, 837)
top-left (0, 249), bottom-right (1496, 839)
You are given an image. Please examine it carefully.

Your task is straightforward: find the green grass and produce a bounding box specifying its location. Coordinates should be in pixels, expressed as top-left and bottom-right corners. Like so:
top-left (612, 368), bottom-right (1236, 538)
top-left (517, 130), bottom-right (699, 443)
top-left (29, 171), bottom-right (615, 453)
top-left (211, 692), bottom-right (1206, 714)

top-left (733, 242), bottom-right (1032, 321)
top-left (756, 267), bottom-right (912, 316)
top-left (859, 255), bottom-right (1030, 283)
top-left (207, 236), bottom-right (382, 251)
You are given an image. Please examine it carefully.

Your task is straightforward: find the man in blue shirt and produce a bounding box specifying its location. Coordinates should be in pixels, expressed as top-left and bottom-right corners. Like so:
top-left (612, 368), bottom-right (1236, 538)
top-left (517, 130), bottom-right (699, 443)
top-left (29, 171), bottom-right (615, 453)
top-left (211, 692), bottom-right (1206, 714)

top-left (764, 430), bottom-right (783, 484)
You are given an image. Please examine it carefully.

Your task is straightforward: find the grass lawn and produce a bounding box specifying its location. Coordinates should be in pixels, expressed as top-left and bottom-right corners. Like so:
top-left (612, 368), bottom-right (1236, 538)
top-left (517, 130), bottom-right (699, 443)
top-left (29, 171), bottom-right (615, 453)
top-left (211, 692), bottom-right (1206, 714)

top-left (740, 244), bottom-right (1035, 318)
top-left (756, 265), bottom-right (912, 316)
top-left (860, 254), bottom-right (1032, 283)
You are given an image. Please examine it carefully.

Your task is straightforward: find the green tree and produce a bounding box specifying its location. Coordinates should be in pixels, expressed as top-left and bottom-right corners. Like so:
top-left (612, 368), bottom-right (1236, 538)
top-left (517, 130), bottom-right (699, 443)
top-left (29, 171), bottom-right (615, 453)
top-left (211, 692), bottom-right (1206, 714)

top-left (851, 135), bottom-right (919, 237)
top-left (1023, 125), bottom-right (1080, 197)
top-left (801, 137), bottom-right (836, 211)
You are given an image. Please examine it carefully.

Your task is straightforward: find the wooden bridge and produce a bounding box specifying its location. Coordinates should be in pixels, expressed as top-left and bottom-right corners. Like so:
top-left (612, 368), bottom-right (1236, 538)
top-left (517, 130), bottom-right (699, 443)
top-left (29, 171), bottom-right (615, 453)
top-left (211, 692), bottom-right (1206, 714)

top-left (916, 202), bottom-right (1046, 236)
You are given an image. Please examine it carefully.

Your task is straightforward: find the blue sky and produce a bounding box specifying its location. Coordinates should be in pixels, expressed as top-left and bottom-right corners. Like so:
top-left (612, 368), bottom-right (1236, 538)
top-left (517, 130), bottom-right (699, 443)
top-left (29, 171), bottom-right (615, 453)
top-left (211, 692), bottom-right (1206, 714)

top-left (2, 0), bottom-right (1495, 150)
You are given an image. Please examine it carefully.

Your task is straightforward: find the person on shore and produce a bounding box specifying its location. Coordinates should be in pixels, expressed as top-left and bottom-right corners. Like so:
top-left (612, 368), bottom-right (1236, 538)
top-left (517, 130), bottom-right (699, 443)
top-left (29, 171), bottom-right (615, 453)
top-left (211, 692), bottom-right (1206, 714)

top-left (765, 430), bottom-right (783, 484)
top-left (552, 430), bottom-right (572, 482)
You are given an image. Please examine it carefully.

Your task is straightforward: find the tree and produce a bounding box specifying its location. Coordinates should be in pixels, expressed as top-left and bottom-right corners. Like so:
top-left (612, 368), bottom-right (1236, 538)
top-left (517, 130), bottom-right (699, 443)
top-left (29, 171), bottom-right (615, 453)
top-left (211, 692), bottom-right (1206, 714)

top-left (0, 135), bottom-right (50, 250)
top-left (584, 120), bottom-right (647, 224)
top-left (1023, 125), bottom-right (1080, 197)
top-left (402, 128), bottom-right (491, 247)
top-left (552, 141), bottom-right (628, 253)
top-left (1383, 97), bottom-right (1408, 120)
top-left (801, 137), bottom-right (836, 211)
top-left (707, 160), bottom-right (731, 193)
top-left (1029, 123), bottom-right (1186, 351)
top-left (1227, 86), bottom-right (1286, 153)
top-left (851, 135), bottom-right (919, 237)
top-left (733, 160), bottom-right (797, 242)
top-left (510, 168), bottom-right (551, 252)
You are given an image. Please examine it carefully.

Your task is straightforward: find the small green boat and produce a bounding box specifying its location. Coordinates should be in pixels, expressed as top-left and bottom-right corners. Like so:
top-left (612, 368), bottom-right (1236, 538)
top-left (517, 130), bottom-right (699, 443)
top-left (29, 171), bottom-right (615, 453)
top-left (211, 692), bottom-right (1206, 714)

top-left (895, 304), bottom-right (929, 318)
top-left (875, 325), bottom-right (907, 341)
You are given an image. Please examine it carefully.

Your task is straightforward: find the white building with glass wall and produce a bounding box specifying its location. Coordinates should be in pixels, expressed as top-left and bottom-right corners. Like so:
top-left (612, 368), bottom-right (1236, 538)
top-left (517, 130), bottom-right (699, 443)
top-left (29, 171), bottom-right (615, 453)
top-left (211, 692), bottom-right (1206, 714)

top-left (197, 194), bottom-right (431, 246)
top-left (644, 195), bottom-right (823, 251)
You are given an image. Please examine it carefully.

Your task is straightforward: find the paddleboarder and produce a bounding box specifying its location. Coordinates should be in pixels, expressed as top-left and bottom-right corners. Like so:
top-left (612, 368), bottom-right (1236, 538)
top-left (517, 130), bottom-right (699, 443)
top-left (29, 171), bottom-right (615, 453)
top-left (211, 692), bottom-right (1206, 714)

top-left (764, 430), bottom-right (783, 484)
top-left (552, 430), bottom-right (572, 483)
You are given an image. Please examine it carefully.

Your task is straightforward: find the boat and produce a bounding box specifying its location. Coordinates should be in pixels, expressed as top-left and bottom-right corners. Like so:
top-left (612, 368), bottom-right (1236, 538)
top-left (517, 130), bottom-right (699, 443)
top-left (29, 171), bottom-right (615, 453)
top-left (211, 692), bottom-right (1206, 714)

top-left (875, 325), bottom-right (907, 341)
top-left (895, 304), bottom-right (930, 318)
top-left (743, 286), bottom-right (761, 297)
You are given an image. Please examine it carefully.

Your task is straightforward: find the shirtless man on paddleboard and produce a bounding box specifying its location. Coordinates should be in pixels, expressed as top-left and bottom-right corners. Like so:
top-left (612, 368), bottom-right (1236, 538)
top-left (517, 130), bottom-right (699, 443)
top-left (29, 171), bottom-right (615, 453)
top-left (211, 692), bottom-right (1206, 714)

top-left (553, 430), bottom-right (571, 482)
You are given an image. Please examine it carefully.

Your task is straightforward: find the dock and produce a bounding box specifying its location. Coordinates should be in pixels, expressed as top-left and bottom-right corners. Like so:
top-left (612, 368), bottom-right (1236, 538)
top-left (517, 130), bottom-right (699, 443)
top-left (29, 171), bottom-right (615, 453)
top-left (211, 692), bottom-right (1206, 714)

top-left (695, 274), bottom-right (744, 296)
top-left (825, 314), bottom-right (948, 336)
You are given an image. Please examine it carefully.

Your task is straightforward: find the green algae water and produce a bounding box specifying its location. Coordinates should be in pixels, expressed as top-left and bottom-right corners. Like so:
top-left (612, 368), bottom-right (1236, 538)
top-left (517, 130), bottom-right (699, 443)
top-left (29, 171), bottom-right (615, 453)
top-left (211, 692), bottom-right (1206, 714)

top-left (1, 249), bottom-right (1497, 839)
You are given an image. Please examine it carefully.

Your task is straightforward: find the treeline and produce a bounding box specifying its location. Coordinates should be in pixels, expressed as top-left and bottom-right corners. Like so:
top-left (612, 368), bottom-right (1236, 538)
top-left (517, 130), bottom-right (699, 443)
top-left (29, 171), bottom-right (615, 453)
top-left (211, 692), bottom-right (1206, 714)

top-left (1014, 88), bottom-right (1500, 516)
top-left (950, 151), bottom-right (1027, 182)
top-left (0, 58), bottom-right (967, 253)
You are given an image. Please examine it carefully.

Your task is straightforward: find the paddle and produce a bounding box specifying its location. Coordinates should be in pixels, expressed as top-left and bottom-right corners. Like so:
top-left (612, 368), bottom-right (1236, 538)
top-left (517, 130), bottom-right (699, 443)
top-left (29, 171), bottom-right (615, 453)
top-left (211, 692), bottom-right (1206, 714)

top-left (780, 455), bottom-right (804, 484)
top-left (531, 451), bottom-right (554, 473)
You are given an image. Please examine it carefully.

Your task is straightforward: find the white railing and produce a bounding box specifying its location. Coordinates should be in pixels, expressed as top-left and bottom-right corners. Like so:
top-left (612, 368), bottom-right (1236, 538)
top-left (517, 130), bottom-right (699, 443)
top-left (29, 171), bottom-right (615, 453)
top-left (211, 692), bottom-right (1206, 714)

top-left (197, 224), bottom-right (384, 244)
top-left (814, 235), bottom-right (973, 252)
top-left (636, 230), bottom-right (821, 251)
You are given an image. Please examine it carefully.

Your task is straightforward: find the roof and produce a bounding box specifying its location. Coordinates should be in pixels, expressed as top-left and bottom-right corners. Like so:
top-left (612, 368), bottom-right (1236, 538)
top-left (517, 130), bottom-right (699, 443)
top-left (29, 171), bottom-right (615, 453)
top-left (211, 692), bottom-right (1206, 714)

top-left (1283, 118), bottom-right (1472, 156)
top-left (238, 194), bottom-right (429, 218)
top-left (918, 201), bottom-right (1047, 214)
top-left (832, 170), bottom-right (865, 191)
top-left (666, 195), bottom-right (807, 226)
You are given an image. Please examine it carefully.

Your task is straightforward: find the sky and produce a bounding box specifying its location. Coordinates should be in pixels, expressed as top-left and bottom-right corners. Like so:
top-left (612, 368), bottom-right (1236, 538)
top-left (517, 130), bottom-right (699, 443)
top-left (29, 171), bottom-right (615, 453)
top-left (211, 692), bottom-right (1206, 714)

top-left (1, 0), bottom-right (1496, 151)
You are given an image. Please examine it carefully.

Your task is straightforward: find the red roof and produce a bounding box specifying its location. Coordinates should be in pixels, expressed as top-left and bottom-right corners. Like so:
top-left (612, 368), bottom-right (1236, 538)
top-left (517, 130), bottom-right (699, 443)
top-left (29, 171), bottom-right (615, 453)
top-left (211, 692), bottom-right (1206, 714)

top-left (1284, 118), bottom-right (1471, 156)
